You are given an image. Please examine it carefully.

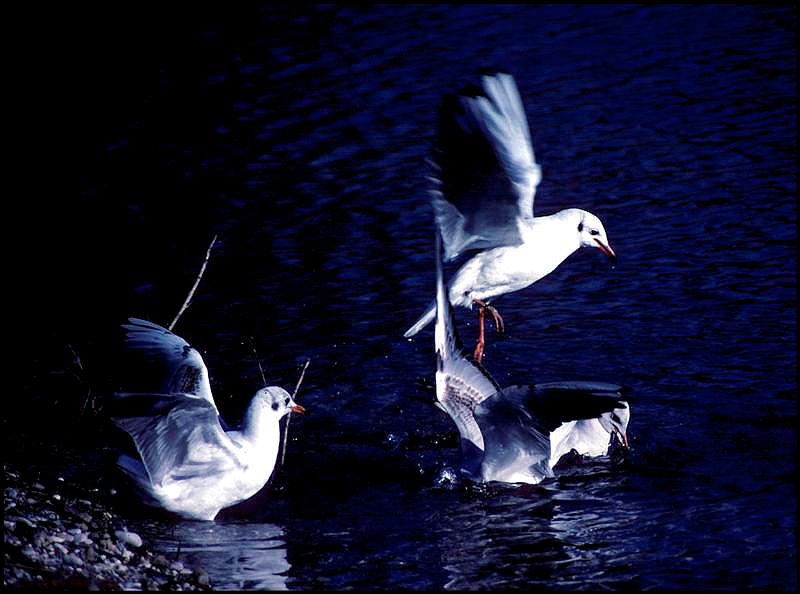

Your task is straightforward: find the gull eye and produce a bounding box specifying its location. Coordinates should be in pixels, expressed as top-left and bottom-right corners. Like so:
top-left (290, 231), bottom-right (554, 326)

top-left (284, 397), bottom-right (290, 405)
top-left (590, 229), bottom-right (600, 236)
top-left (271, 402), bottom-right (279, 411)
top-left (577, 222), bottom-right (583, 232)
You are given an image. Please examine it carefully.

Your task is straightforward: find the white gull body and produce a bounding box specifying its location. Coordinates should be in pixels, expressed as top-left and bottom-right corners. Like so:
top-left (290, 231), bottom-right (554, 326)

top-left (111, 318), bottom-right (304, 521)
top-left (405, 73), bottom-right (616, 338)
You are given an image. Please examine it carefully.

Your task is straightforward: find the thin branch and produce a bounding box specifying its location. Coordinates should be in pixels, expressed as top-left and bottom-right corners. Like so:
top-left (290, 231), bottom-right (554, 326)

top-left (250, 339), bottom-right (268, 387)
top-left (281, 359), bottom-right (310, 467)
top-left (168, 234), bottom-right (218, 331)
top-left (291, 359), bottom-right (311, 400)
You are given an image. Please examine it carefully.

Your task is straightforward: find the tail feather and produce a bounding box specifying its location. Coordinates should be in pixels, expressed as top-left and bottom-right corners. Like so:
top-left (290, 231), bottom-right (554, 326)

top-left (404, 302), bottom-right (436, 337)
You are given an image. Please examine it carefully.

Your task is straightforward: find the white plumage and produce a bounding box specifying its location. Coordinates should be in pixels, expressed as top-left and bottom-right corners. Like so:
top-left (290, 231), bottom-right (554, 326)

top-left (111, 318), bottom-right (304, 521)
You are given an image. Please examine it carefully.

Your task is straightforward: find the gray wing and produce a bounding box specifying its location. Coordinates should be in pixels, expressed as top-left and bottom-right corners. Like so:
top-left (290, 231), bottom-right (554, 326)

top-left (111, 392), bottom-right (244, 487)
top-left (431, 73), bottom-right (541, 261)
top-left (500, 382), bottom-right (630, 434)
top-left (123, 318), bottom-right (217, 414)
top-left (473, 393), bottom-right (552, 484)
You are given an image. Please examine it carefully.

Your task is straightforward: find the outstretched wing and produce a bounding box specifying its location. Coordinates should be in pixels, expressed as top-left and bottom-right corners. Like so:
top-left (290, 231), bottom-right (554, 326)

top-left (501, 382), bottom-right (630, 434)
top-left (431, 73), bottom-right (541, 261)
top-left (122, 317), bottom-right (217, 414)
top-left (111, 392), bottom-right (244, 487)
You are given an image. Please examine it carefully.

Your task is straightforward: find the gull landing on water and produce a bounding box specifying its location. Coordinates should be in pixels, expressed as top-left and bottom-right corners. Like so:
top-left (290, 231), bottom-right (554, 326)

top-left (110, 318), bottom-right (305, 521)
top-left (432, 233), bottom-right (629, 484)
top-left (405, 73), bottom-right (617, 363)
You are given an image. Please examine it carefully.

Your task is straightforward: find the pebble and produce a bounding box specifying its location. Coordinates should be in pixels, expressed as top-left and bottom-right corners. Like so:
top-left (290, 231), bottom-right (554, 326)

top-left (63, 553), bottom-right (84, 566)
top-left (115, 529), bottom-right (143, 548)
top-left (3, 464), bottom-right (212, 591)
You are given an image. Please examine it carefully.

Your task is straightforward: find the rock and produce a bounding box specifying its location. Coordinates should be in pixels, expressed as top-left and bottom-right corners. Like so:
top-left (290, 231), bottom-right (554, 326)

top-left (153, 554), bottom-right (169, 568)
top-left (115, 529), bottom-right (143, 548)
top-left (3, 464), bottom-right (212, 591)
top-left (22, 544), bottom-right (39, 563)
top-left (85, 545), bottom-right (97, 562)
top-left (15, 517), bottom-right (37, 537)
top-left (53, 542), bottom-right (69, 556)
top-left (63, 553), bottom-right (84, 567)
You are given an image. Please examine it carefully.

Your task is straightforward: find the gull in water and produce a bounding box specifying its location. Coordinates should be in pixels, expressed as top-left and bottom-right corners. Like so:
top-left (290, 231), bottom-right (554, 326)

top-left (405, 73), bottom-right (617, 363)
top-left (110, 318), bottom-right (305, 521)
top-left (431, 232), bottom-right (629, 483)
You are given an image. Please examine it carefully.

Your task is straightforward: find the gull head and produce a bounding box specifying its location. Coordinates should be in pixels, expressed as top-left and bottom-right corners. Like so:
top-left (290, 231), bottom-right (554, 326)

top-left (577, 210), bottom-right (617, 266)
top-left (598, 403), bottom-right (630, 449)
top-left (252, 386), bottom-right (306, 420)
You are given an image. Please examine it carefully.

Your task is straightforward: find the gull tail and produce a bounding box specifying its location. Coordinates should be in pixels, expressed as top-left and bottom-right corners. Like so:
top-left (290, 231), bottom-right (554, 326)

top-left (404, 302), bottom-right (436, 338)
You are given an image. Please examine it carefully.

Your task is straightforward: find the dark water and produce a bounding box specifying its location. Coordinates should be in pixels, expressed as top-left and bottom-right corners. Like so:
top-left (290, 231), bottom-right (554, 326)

top-left (19, 4), bottom-right (796, 590)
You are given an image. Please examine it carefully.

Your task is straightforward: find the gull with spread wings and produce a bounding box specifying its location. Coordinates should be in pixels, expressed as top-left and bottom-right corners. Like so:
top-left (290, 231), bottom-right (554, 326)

top-left (406, 73), bottom-right (617, 362)
top-left (110, 318), bottom-right (305, 521)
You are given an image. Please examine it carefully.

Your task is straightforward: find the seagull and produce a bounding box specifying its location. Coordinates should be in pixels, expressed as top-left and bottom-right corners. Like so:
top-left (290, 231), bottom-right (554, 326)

top-left (432, 231), bottom-right (629, 484)
top-left (110, 318), bottom-right (305, 521)
top-left (405, 73), bottom-right (617, 363)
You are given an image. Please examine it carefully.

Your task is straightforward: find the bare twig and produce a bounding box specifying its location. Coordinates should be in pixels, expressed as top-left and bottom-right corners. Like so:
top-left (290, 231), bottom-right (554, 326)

top-left (250, 340), bottom-right (268, 387)
top-left (291, 359), bottom-right (311, 400)
top-left (67, 343), bottom-right (96, 416)
top-left (168, 234), bottom-right (218, 331)
top-left (66, 344), bottom-right (84, 372)
top-left (281, 359), bottom-right (310, 467)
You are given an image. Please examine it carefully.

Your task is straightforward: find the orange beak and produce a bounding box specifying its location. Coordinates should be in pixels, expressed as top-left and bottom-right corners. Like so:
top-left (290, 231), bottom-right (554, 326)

top-left (290, 404), bottom-right (306, 414)
top-left (593, 238), bottom-right (617, 265)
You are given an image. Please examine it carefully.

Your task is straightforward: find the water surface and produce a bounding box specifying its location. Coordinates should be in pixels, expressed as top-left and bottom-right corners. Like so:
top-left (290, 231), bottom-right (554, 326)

top-left (20, 4), bottom-right (796, 590)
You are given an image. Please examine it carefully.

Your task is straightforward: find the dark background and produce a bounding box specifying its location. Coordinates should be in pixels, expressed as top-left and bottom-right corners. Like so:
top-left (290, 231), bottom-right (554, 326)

top-left (14, 5), bottom-right (797, 590)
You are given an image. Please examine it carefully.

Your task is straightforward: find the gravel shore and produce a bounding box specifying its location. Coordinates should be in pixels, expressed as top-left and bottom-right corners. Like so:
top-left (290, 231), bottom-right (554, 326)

top-left (3, 463), bottom-right (212, 591)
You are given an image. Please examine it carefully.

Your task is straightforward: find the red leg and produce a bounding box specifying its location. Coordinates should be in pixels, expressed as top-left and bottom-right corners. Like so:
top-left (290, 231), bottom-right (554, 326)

top-left (473, 303), bottom-right (486, 363)
top-left (486, 305), bottom-right (504, 334)
top-left (473, 299), bottom-right (504, 333)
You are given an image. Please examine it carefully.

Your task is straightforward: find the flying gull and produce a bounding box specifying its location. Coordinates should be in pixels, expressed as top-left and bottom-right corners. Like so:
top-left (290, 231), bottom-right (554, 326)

top-left (406, 73), bottom-right (617, 362)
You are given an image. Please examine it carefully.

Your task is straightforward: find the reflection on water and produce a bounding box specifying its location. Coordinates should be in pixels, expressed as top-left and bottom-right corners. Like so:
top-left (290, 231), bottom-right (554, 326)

top-left (148, 521), bottom-right (290, 590)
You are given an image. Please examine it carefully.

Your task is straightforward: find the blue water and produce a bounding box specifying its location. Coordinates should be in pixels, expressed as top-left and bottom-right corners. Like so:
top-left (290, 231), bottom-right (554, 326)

top-left (20, 4), bottom-right (796, 590)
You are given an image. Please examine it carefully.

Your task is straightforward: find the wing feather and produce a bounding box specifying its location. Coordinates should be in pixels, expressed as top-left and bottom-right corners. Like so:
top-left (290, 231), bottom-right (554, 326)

top-left (432, 73), bottom-right (541, 261)
top-left (122, 318), bottom-right (217, 414)
top-left (111, 392), bottom-right (243, 487)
